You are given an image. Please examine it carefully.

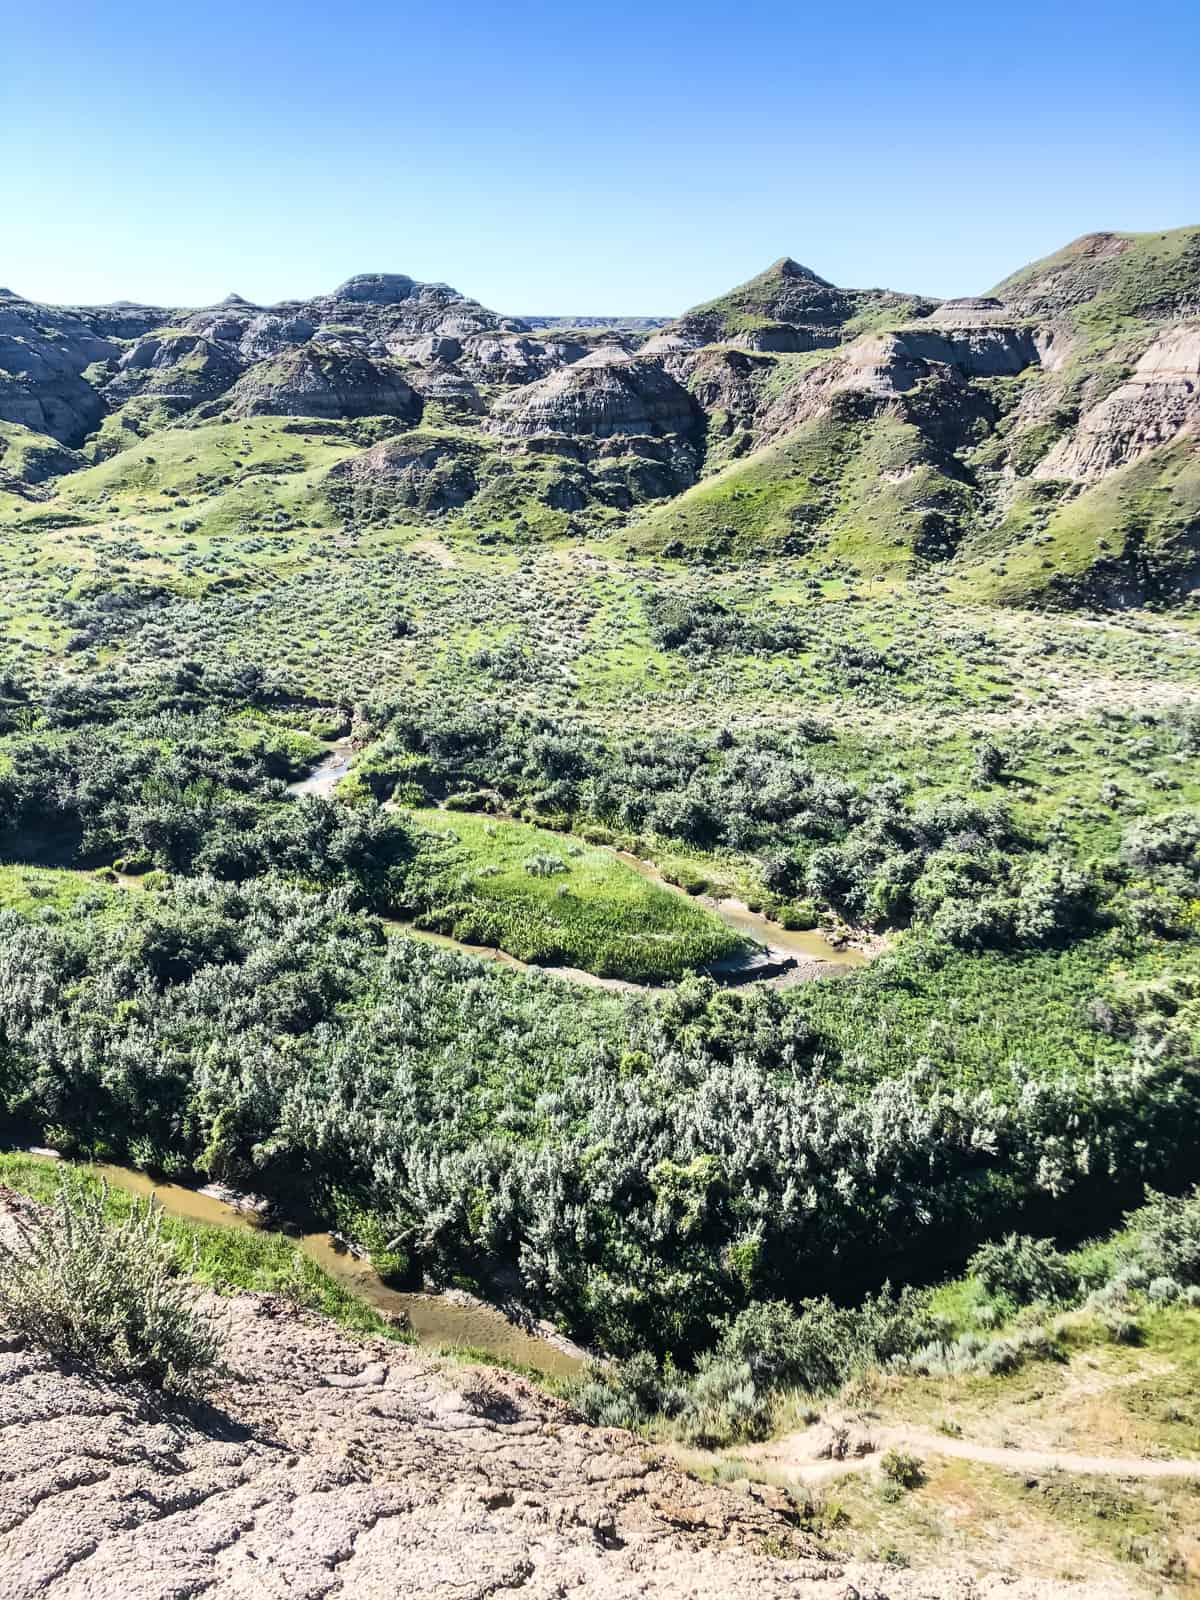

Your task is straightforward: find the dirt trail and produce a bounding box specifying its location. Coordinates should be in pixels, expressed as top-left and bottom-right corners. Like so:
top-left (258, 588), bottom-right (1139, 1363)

top-left (734, 1419), bottom-right (1200, 1485)
top-left (0, 1190), bottom-right (1125, 1600)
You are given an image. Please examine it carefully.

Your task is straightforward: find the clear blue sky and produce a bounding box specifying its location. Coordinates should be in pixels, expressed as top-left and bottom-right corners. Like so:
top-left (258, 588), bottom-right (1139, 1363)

top-left (4, 0), bottom-right (1198, 314)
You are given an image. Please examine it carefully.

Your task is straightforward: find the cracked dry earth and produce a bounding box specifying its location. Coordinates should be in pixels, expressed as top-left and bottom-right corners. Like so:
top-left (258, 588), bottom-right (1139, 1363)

top-left (0, 1220), bottom-right (1125, 1598)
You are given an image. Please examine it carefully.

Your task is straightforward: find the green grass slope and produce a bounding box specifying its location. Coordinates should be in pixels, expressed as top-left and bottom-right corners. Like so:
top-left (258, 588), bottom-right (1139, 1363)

top-left (959, 437), bottom-right (1200, 607)
top-left (626, 407), bottom-right (976, 574)
top-left (992, 225), bottom-right (1200, 350)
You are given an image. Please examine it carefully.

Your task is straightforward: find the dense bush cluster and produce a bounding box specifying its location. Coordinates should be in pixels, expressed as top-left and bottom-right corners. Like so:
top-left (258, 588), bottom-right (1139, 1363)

top-left (644, 592), bottom-right (805, 656)
top-left (0, 876), bottom-right (1196, 1357)
top-left (572, 1184), bottom-right (1200, 1443)
top-left (358, 701), bottom-right (1100, 948)
top-left (0, 710), bottom-right (424, 913)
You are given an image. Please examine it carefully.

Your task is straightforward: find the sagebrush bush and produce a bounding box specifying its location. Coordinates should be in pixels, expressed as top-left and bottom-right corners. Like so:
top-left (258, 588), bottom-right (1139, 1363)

top-left (880, 1449), bottom-right (925, 1489)
top-left (0, 1177), bottom-right (220, 1396)
top-left (1101, 1312), bottom-right (1142, 1345)
top-left (968, 1233), bottom-right (1077, 1307)
top-left (901, 1325), bottom-right (1063, 1379)
top-left (1121, 1189), bottom-right (1200, 1287)
top-left (1147, 1275), bottom-right (1183, 1304)
top-left (675, 1354), bottom-right (772, 1447)
top-left (566, 1349), bottom-right (771, 1449)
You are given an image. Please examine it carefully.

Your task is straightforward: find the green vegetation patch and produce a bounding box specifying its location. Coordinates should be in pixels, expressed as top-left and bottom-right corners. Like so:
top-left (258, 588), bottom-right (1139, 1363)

top-left (0, 1154), bottom-right (409, 1341)
top-left (403, 807), bottom-right (745, 979)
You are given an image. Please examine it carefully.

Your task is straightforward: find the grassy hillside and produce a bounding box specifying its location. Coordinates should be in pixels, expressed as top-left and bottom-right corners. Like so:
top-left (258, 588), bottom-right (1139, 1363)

top-left (958, 437), bottom-right (1200, 606)
top-left (627, 407), bottom-right (976, 574)
top-left (992, 225), bottom-right (1200, 349)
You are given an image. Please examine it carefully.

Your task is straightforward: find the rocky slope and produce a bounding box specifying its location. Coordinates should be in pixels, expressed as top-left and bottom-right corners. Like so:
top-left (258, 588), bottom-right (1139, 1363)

top-left (662, 255), bottom-right (936, 352)
top-left (488, 350), bottom-right (700, 445)
top-left (1037, 323), bottom-right (1200, 481)
top-left (1, 228), bottom-right (1197, 602)
top-left (222, 344), bottom-right (422, 422)
top-left (0, 1188), bottom-right (1124, 1600)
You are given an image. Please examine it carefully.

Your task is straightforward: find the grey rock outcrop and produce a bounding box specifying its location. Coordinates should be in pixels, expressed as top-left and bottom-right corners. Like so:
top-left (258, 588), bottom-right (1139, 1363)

top-left (301, 273), bottom-right (528, 342)
top-left (103, 330), bottom-right (243, 405)
top-left (331, 272), bottom-right (422, 304)
top-left (488, 351), bottom-right (701, 444)
top-left (675, 347), bottom-right (774, 447)
top-left (840, 327), bottom-right (1041, 389)
top-left (407, 362), bottom-right (485, 414)
top-left (177, 305), bottom-right (258, 343)
top-left (1038, 323), bottom-right (1200, 480)
top-left (0, 296), bottom-right (123, 443)
top-left (223, 343), bottom-right (422, 421)
top-left (459, 332), bottom-right (591, 384)
top-left (755, 324), bottom-right (1040, 448)
top-left (927, 296), bottom-right (1011, 326)
top-left (238, 312), bottom-right (317, 361)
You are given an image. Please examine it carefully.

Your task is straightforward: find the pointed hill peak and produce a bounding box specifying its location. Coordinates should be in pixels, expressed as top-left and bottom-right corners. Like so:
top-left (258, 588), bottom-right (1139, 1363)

top-left (763, 256), bottom-right (833, 286)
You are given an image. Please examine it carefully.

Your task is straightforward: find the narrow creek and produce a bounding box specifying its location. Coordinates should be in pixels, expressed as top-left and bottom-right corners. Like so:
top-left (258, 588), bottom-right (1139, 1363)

top-left (81, 1161), bottom-right (584, 1379)
top-left (291, 743), bottom-right (868, 988)
top-left (285, 740), bottom-right (356, 797)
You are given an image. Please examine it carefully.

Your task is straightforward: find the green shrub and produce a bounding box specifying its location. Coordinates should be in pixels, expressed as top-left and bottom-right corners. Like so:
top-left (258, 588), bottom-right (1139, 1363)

top-left (779, 899), bottom-right (819, 930)
top-left (902, 1326), bottom-right (1064, 1378)
top-left (662, 861), bottom-right (710, 896)
top-left (0, 1177), bottom-right (221, 1396)
top-left (327, 1189), bottom-right (410, 1282)
top-left (675, 1354), bottom-right (771, 1447)
top-left (716, 1291), bottom-right (939, 1394)
top-left (880, 1449), bottom-right (925, 1489)
top-left (566, 1351), bottom-right (681, 1431)
top-left (1121, 1188), bottom-right (1200, 1286)
top-left (968, 1233), bottom-right (1077, 1306)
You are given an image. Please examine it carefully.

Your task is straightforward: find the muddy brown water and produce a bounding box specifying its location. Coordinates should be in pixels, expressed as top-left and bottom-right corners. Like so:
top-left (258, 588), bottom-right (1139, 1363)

top-left (87, 1163), bottom-right (583, 1378)
top-left (614, 851), bottom-right (866, 970)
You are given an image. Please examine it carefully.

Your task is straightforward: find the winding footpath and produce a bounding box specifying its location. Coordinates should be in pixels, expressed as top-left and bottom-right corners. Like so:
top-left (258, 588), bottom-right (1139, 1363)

top-left (727, 1420), bottom-right (1200, 1485)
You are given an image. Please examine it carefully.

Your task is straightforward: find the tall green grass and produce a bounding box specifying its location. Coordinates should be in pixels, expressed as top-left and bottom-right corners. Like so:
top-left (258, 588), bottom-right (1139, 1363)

top-left (405, 809), bottom-right (745, 980)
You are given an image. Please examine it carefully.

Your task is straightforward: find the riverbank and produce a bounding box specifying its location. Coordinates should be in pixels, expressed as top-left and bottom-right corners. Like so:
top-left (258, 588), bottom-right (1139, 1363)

top-left (7, 1152), bottom-right (586, 1378)
top-left (0, 1179), bottom-right (1132, 1600)
top-left (290, 740), bottom-right (875, 991)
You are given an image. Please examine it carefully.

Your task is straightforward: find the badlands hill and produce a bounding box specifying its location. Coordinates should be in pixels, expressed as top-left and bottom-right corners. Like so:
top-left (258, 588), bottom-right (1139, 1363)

top-left (2, 225), bottom-right (1197, 607)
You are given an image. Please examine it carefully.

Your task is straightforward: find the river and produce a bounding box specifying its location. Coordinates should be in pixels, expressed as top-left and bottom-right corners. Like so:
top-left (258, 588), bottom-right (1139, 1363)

top-left (290, 744), bottom-right (868, 986)
top-left (83, 1162), bottom-right (584, 1378)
